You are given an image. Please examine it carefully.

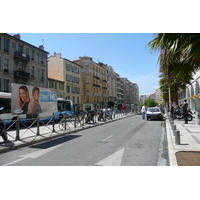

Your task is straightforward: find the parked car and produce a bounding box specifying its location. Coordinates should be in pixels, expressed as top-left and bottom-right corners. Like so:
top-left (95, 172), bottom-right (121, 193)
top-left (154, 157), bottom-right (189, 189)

top-left (146, 107), bottom-right (163, 121)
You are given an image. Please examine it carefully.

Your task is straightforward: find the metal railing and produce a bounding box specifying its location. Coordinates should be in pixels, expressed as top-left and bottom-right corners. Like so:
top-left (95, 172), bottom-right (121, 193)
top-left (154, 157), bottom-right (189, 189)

top-left (0, 109), bottom-right (136, 143)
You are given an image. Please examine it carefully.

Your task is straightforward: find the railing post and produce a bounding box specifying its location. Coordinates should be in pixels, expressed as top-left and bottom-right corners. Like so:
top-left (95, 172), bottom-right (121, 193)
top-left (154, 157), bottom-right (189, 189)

top-left (52, 113), bottom-right (55, 132)
top-left (36, 114), bottom-right (40, 136)
top-left (15, 114), bottom-right (20, 140)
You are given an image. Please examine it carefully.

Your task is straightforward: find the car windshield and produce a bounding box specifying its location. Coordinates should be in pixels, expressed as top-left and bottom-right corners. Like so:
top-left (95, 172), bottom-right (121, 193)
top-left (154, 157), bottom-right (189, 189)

top-left (148, 108), bottom-right (160, 112)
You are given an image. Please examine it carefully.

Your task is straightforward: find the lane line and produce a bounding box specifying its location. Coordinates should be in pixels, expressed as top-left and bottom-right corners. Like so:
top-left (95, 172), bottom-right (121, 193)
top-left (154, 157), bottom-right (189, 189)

top-left (101, 135), bottom-right (113, 142)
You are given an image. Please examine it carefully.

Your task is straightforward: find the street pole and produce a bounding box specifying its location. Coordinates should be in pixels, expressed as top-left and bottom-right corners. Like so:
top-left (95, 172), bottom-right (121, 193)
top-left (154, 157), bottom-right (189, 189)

top-left (169, 87), bottom-right (171, 112)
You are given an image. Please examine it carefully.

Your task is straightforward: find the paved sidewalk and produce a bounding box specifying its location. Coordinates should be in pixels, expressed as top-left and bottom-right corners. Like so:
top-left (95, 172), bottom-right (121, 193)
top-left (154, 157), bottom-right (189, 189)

top-left (0, 113), bottom-right (135, 153)
top-left (166, 113), bottom-right (200, 166)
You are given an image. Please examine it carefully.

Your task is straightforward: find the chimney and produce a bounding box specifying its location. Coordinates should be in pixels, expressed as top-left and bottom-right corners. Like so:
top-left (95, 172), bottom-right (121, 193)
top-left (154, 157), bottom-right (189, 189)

top-left (39, 45), bottom-right (44, 50)
top-left (13, 34), bottom-right (21, 40)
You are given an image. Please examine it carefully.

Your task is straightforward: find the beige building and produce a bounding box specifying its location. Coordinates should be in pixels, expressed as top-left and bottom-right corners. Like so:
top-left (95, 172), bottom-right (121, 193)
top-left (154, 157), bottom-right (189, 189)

top-left (74, 56), bottom-right (108, 111)
top-left (0, 33), bottom-right (49, 92)
top-left (48, 78), bottom-right (64, 98)
top-left (48, 53), bottom-right (82, 110)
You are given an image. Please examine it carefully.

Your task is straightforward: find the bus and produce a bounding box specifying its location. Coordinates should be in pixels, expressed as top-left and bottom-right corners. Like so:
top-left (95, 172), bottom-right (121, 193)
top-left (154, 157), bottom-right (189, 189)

top-left (0, 92), bottom-right (74, 126)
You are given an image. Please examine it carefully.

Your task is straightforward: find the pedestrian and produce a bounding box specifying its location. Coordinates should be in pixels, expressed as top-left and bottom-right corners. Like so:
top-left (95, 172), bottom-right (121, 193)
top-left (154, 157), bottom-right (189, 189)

top-left (141, 105), bottom-right (146, 120)
top-left (182, 100), bottom-right (188, 124)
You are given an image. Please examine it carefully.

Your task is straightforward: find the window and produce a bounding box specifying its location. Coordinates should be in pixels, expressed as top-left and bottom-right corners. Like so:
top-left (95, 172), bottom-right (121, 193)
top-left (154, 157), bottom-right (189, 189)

top-left (0, 56), bottom-right (1, 70)
top-left (66, 85), bottom-right (70, 93)
top-left (4, 38), bottom-right (9, 52)
top-left (30, 49), bottom-right (35, 60)
top-left (0, 37), bottom-right (1, 50)
top-left (59, 83), bottom-right (64, 90)
top-left (4, 79), bottom-right (9, 92)
top-left (41, 69), bottom-right (44, 79)
top-left (18, 44), bottom-right (23, 52)
top-left (18, 61), bottom-right (25, 71)
top-left (4, 58), bottom-right (9, 72)
top-left (31, 66), bottom-right (35, 77)
top-left (40, 53), bottom-right (44, 64)
top-left (49, 81), bottom-right (54, 88)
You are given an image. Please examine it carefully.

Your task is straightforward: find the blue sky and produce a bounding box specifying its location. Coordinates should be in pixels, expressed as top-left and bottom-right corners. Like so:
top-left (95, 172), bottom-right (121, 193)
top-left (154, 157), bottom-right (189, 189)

top-left (9, 33), bottom-right (161, 96)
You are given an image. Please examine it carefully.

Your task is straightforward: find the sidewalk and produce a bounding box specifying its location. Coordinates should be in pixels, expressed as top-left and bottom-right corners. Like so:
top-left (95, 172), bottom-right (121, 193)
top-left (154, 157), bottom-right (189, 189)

top-left (0, 113), bottom-right (135, 154)
top-left (166, 113), bottom-right (200, 166)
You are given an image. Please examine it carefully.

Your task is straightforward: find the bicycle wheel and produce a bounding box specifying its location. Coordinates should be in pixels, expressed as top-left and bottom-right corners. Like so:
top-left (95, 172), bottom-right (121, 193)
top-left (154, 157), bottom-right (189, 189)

top-left (1, 131), bottom-right (8, 141)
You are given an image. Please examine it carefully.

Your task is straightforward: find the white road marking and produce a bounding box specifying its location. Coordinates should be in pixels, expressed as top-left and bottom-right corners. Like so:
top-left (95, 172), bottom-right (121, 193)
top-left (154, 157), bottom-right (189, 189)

top-left (95, 148), bottom-right (125, 166)
top-left (3, 143), bottom-right (63, 166)
top-left (101, 135), bottom-right (113, 142)
top-left (131, 123), bottom-right (134, 126)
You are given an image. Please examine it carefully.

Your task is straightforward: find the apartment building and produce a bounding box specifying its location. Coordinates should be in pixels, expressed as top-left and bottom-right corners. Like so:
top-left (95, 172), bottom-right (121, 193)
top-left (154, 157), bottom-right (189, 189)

top-left (48, 53), bottom-right (82, 110)
top-left (74, 56), bottom-right (108, 111)
top-left (105, 65), bottom-right (117, 104)
top-left (116, 73), bottom-right (124, 105)
top-left (48, 78), bottom-right (65, 98)
top-left (0, 33), bottom-right (49, 92)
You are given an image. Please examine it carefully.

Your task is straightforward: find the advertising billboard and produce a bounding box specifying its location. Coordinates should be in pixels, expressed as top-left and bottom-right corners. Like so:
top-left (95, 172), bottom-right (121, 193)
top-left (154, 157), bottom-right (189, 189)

top-left (11, 83), bottom-right (57, 115)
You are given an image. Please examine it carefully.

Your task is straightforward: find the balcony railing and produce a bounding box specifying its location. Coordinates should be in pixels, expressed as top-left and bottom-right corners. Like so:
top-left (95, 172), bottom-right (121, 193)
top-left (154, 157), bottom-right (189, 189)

top-left (14, 70), bottom-right (30, 79)
top-left (14, 51), bottom-right (30, 61)
top-left (93, 84), bottom-right (100, 88)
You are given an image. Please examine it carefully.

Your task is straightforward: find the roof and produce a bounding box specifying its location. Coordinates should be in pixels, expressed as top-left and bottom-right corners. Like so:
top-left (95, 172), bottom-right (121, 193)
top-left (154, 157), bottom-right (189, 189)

top-left (3, 33), bottom-right (49, 54)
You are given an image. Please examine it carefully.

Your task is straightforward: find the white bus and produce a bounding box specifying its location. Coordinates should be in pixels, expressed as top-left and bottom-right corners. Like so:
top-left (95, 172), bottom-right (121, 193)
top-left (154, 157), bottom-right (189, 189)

top-left (0, 92), bottom-right (74, 126)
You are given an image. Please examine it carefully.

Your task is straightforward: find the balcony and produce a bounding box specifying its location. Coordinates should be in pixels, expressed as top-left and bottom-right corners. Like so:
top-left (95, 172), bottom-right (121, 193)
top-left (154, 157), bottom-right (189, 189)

top-left (93, 75), bottom-right (100, 80)
top-left (14, 51), bottom-right (30, 61)
top-left (14, 70), bottom-right (30, 79)
top-left (93, 84), bottom-right (100, 88)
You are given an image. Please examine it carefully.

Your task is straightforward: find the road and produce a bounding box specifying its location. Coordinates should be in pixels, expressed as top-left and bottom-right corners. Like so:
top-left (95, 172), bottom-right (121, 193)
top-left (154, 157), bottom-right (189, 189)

top-left (0, 115), bottom-right (168, 166)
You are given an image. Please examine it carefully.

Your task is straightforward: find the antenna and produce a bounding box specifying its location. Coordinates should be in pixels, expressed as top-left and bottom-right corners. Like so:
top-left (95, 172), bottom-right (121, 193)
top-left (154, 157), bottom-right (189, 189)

top-left (40, 36), bottom-right (44, 45)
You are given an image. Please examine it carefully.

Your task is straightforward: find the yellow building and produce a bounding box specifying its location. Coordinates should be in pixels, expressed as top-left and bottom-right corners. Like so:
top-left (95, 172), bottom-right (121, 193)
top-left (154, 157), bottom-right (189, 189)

top-left (48, 53), bottom-right (82, 111)
top-left (74, 56), bottom-right (108, 111)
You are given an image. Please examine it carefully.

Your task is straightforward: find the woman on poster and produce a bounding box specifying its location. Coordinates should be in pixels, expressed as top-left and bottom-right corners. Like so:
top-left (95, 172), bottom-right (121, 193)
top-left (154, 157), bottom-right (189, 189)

top-left (18, 86), bottom-right (31, 114)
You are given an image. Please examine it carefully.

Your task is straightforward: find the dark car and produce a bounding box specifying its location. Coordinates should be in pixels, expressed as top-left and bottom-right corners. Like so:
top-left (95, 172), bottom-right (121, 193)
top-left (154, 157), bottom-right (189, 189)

top-left (146, 107), bottom-right (163, 121)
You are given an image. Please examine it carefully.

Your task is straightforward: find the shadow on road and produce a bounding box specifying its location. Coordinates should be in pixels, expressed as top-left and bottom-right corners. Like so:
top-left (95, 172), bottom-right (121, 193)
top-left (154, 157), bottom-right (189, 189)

top-left (29, 135), bottom-right (82, 149)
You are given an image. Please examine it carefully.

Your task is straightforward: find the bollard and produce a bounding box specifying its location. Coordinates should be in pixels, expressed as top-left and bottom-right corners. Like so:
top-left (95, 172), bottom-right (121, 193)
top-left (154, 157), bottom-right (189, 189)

top-left (172, 125), bottom-right (176, 136)
top-left (170, 121), bottom-right (174, 128)
top-left (175, 130), bottom-right (180, 145)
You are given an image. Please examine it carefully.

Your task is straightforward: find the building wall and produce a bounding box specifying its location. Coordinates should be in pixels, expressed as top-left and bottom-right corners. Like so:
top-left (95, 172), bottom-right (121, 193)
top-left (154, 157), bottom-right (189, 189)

top-left (74, 56), bottom-right (108, 110)
top-left (0, 33), bottom-right (49, 92)
top-left (48, 53), bottom-right (82, 106)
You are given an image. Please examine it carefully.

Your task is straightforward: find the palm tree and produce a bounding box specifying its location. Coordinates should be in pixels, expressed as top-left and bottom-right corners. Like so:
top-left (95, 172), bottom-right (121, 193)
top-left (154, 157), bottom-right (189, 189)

top-left (147, 33), bottom-right (199, 105)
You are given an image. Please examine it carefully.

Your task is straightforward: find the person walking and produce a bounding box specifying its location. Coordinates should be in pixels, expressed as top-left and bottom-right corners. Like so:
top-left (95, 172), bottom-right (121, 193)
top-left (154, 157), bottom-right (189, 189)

top-left (182, 100), bottom-right (188, 124)
top-left (141, 105), bottom-right (146, 120)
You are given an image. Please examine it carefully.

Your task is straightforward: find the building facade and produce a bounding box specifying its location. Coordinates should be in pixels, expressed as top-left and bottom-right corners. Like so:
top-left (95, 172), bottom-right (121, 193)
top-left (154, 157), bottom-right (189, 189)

top-left (48, 53), bottom-right (82, 110)
top-left (106, 65), bottom-right (117, 104)
top-left (74, 56), bottom-right (108, 111)
top-left (0, 33), bottom-right (49, 92)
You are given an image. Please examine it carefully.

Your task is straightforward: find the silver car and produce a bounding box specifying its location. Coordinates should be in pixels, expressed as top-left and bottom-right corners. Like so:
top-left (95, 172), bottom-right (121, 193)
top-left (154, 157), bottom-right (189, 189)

top-left (146, 107), bottom-right (163, 121)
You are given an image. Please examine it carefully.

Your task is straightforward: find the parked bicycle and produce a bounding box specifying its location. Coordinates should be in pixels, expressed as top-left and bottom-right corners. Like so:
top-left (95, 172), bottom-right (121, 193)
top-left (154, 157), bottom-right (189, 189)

top-left (0, 107), bottom-right (8, 141)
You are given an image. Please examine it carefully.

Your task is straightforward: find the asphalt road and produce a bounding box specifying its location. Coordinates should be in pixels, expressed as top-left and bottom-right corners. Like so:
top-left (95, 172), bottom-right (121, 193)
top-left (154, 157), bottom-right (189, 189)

top-left (0, 115), bottom-right (167, 166)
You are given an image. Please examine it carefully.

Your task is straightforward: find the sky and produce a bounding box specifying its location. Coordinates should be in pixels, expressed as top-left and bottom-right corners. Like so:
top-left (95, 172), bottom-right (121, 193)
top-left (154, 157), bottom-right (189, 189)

top-left (9, 33), bottom-right (161, 96)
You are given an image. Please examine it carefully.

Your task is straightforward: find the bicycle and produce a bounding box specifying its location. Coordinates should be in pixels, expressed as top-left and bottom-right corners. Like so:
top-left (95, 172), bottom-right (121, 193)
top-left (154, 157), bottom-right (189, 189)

top-left (58, 113), bottom-right (74, 131)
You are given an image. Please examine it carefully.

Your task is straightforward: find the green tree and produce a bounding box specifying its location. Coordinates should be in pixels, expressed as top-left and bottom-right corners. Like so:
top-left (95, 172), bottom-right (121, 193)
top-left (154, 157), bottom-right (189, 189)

top-left (107, 101), bottom-right (115, 108)
top-left (144, 98), bottom-right (158, 107)
top-left (147, 33), bottom-right (197, 105)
